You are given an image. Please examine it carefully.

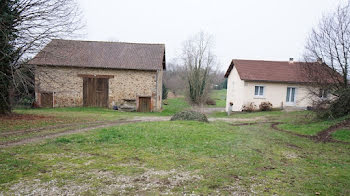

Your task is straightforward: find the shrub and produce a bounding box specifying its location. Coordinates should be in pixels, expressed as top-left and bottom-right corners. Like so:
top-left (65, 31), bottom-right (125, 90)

top-left (312, 88), bottom-right (350, 119)
top-left (259, 102), bottom-right (273, 111)
top-left (170, 110), bottom-right (209, 123)
top-left (163, 100), bottom-right (169, 105)
top-left (329, 89), bottom-right (350, 118)
top-left (312, 99), bottom-right (331, 119)
top-left (206, 98), bottom-right (216, 105)
top-left (242, 102), bottom-right (257, 112)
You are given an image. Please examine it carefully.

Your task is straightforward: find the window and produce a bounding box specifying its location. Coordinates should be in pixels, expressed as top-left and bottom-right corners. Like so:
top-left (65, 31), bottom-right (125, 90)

top-left (254, 86), bottom-right (264, 96)
top-left (286, 87), bottom-right (296, 103)
top-left (319, 89), bottom-right (328, 99)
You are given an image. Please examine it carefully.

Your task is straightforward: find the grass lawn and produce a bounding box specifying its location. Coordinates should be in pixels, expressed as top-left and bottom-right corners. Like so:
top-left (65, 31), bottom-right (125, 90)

top-left (3, 97), bottom-right (189, 132)
top-left (332, 129), bottom-right (350, 142)
top-left (0, 98), bottom-right (189, 143)
top-left (160, 97), bottom-right (189, 115)
top-left (1, 98), bottom-right (350, 194)
top-left (0, 119), bottom-right (349, 195)
top-left (277, 113), bottom-right (350, 136)
top-left (209, 89), bottom-right (226, 107)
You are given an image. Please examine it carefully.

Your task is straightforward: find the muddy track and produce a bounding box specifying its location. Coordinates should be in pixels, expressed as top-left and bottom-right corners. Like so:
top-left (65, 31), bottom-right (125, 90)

top-left (230, 120), bottom-right (350, 144)
top-left (0, 120), bottom-right (142, 148)
top-left (270, 121), bottom-right (350, 144)
top-left (230, 121), bottom-right (277, 126)
top-left (1, 119), bottom-right (127, 137)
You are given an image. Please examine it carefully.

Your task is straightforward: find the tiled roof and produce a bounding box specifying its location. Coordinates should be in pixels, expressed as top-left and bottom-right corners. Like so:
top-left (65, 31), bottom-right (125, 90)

top-left (225, 59), bottom-right (314, 83)
top-left (29, 39), bottom-right (166, 71)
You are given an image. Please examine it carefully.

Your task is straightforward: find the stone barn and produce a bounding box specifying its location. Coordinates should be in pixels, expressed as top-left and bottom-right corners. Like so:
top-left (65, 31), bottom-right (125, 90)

top-left (29, 39), bottom-right (166, 112)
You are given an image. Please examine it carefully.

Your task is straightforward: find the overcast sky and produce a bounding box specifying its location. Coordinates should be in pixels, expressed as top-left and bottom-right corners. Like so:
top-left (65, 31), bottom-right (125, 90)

top-left (77, 0), bottom-right (347, 70)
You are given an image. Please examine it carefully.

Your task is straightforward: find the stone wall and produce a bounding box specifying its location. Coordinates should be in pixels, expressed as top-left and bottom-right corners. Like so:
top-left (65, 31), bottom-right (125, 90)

top-left (35, 66), bottom-right (162, 111)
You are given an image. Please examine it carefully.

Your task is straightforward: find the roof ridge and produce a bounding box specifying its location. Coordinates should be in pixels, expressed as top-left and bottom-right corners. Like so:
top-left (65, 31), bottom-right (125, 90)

top-left (51, 39), bottom-right (165, 46)
top-left (232, 58), bottom-right (303, 63)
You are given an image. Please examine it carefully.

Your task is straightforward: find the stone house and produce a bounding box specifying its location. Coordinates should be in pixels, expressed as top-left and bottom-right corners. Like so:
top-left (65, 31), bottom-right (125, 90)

top-left (224, 59), bottom-right (332, 112)
top-left (29, 39), bottom-right (166, 112)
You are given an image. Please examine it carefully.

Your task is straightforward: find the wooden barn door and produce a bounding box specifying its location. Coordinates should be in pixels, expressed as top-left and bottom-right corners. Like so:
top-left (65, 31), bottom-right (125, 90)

top-left (41, 92), bottom-right (53, 108)
top-left (83, 77), bottom-right (108, 107)
top-left (138, 97), bottom-right (151, 112)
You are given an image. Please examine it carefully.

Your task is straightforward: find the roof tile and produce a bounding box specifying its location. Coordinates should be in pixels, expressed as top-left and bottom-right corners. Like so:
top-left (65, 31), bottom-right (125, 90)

top-left (28, 39), bottom-right (165, 71)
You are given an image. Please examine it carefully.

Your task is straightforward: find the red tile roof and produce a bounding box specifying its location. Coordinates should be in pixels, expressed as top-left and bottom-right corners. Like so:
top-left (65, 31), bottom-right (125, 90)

top-left (29, 39), bottom-right (166, 71)
top-left (224, 59), bottom-right (313, 83)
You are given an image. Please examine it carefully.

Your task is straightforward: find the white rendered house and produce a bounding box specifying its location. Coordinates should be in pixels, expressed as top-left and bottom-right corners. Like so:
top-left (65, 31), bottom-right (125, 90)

top-left (224, 59), bottom-right (327, 112)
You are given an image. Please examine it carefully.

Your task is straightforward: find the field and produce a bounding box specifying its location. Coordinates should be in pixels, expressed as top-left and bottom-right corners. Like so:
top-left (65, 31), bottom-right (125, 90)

top-left (1, 94), bottom-right (350, 195)
top-left (209, 89), bottom-right (227, 107)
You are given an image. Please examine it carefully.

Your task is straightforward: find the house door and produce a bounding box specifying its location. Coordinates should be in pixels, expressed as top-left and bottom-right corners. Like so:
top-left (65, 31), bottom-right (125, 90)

top-left (41, 92), bottom-right (53, 108)
top-left (83, 78), bottom-right (109, 107)
top-left (138, 97), bottom-right (151, 112)
top-left (286, 87), bottom-right (296, 106)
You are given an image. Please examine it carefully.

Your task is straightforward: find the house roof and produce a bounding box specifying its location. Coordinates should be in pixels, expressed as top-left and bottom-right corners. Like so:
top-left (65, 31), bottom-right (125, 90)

top-left (28, 39), bottom-right (166, 71)
top-left (224, 59), bottom-right (314, 83)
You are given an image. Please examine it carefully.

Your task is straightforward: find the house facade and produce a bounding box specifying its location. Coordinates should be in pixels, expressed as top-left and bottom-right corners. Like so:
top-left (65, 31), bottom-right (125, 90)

top-left (225, 59), bottom-right (321, 112)
top-left (29, 39), bottom-right (166, 112)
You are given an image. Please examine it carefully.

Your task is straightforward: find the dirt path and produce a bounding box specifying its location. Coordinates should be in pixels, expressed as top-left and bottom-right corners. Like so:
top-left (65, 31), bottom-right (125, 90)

top-left (1, 120), bottom-right (125, 137)
top-left (228, 119), bottom-right (350, 144)
top-left (270, 121), bottom-right (350, 144)
top-left (209, 116), bottom-right (268, 123)
top-left (0, 116), bottom-right (170, 148)
top-left (0, 114), bottom-right (262, 148)
top-left (2, 113), bottom-right (348, 148)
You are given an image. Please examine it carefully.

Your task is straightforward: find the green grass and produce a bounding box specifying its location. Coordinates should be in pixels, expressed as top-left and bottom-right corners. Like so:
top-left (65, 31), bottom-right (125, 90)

top-left (0, 119), bottom-right (350, 195)
top-left (0, 97), bottom-right (190, 144)
top-left (161, 97), bottom-right (189, 115)
top-left (209, 89), bottom-right (226, 107)
top-left (3, 98), bottom-right (189, 131)
top-left (332, 129), bottom-right (350, 142)
top-left (278, 114), bottom-right (350, 136)
top-left (210, 110), bottom-right (284, 119)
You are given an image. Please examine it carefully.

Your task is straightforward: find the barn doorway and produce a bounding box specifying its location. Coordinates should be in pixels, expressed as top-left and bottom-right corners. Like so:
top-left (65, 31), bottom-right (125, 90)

top-left (138, 97), bottom-right (151, 112)
top-left (41, 92), bottom-right (53, 108)
top-left (83, 77), bottom-right (109, 107)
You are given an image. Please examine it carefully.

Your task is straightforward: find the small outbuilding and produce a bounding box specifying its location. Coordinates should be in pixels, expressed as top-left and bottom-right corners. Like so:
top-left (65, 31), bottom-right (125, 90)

top-left (29, 39), bottom-right (166, 112)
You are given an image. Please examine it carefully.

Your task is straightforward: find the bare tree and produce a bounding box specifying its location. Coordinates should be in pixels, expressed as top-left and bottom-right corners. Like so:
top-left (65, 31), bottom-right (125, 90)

top-left (303, 1), bottom-right (350, 117)
top-left (303, 1), bottom-right (349, 91)
top-left (0, 0), bottom-right (84, 114)
top-left (163, 60), bottom-right (186, 95)
top-left (210, 70), bottom-right (225, 89)
top-left (181, 31), bottom-right (217, 105)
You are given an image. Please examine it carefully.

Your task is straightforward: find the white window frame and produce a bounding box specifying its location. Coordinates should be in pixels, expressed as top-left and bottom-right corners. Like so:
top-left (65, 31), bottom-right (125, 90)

top-left (286, 87), bottom-right (297, 106)
top-left (254, 85), bottom-right (265, 98)
top-left (319, 89), bottom-right (328, 99)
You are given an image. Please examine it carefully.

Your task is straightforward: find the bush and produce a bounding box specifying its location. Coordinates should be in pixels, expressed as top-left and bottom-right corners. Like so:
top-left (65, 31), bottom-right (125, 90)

top-left (170, 110), bottom-right (209, 123)
top-left (206, 98), bottom-right (216, 105)
top-left (329, 89), bottom-right (350, 118)
top-left (242, 102), bottom-right (257, 112)
top-left (312, 99), bottom-right (331, 119)
top-left (312, 88), bottom-right (350, 119)
top-left (163, 100), bottom-right (169, 105)
top-left (259, 102), bottom-right (273, 111)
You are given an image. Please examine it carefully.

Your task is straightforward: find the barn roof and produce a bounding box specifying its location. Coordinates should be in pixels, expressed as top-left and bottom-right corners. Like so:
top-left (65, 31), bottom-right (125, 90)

top-left (224, 59), bottom-right (317, 83)
top-left (28, 39), bottom-right (166, 71)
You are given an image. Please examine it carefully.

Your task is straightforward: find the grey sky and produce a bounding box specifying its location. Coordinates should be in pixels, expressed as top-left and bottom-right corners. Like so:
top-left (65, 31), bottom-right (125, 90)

top-left (77, 0), bottom-right (346, 70)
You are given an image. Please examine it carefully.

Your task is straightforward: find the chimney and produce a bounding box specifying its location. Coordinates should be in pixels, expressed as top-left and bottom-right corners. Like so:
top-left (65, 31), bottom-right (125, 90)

top-left (317, 57), bottom-right (323, 64)
top-left (289, 58), bottom-right (294, 64)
